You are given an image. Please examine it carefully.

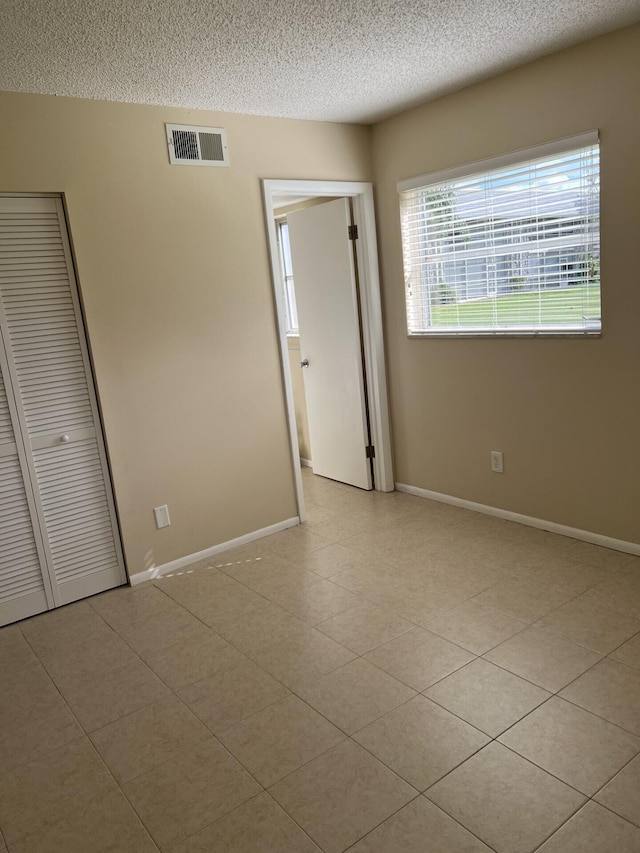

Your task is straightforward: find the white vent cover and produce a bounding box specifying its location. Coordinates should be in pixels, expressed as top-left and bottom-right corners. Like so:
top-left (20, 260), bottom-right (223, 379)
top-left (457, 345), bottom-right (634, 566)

top-left (166, 124), bottom-right (229, 167)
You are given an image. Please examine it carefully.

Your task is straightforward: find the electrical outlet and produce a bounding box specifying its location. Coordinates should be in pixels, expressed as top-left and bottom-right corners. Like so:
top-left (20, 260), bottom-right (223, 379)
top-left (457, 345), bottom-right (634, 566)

top-left (153, 505), bottom-right (171, 529)
top-left (491, 451), bottom-right (504, 473)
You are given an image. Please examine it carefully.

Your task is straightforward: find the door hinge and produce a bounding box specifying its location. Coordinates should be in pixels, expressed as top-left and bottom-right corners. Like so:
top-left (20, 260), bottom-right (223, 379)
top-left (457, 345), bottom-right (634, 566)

top-left (348, 224), bottom-right (358, 241)
top-left (365, 445), bottom-right (375, 459)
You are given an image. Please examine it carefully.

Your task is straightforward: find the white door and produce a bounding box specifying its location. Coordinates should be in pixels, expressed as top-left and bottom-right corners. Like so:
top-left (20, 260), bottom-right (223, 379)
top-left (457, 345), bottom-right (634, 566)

top-left (287, 198), bottom-right (372, 490)
top-left (0, 195), bottom-right (126, 626)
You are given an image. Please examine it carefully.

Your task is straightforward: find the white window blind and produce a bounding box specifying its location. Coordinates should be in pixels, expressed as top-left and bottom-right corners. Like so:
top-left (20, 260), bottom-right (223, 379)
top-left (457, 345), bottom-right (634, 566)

top-left (398, 132), bottom-right (600, 336)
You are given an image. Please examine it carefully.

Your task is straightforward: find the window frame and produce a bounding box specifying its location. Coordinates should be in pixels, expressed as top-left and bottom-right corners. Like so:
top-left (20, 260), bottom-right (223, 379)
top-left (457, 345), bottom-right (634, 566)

top-left (397, 131), bottom-right (601, 338)
top-left (276, 217), bottom-right (299, 336)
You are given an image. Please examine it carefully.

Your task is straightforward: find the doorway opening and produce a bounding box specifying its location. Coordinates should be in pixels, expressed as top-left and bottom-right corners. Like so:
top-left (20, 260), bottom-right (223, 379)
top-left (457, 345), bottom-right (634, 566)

top-left (262, 180), bottom-right (393, 523)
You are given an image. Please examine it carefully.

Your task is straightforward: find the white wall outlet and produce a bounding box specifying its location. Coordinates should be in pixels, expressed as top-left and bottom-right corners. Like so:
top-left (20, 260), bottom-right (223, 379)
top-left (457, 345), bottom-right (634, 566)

top-left (153, 505), bottom-right (171, 529)
top-left (491, 451), bottom-right (504, 473)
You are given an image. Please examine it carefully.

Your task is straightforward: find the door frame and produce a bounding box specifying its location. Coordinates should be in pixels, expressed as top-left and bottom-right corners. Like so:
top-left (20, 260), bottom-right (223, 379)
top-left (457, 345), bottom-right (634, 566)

top-left (262, 179), bottom-right (393, 523)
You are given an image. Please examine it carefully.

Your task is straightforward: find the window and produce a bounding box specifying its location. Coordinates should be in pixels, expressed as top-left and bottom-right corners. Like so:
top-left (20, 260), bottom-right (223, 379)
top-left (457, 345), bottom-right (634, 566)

top-left (277, 219), bottom-right (299, 335)
top-left (398, 131), bottom-right (600, 336)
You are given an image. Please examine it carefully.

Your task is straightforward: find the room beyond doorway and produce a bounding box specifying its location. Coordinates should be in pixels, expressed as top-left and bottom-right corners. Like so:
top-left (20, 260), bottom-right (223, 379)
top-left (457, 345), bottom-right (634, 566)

top-left (262, 179), bottom-right (393, 523)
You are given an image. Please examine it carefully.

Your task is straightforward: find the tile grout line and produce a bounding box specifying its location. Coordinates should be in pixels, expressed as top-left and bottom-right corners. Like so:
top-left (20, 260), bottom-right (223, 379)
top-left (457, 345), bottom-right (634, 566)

top-left (476, 647), bottom-right (640, 742)
top-left (494, 739), bottom-right (597, 799)
top-left (548, 659), bottom-right (640, 738)
top-left (14, 608), bottom-right (170, 850)
top-left (19, 603), bottom-right (152, 701)
top-left (343, 791), bottom-right (502, 853)
top-left (421, 682), bottom-right (551, 740)
top-left (589, 748), bottom-right (640, 807)
top-left (421, 742), bottom-right (593, 853)
top-left (528, 795), bottom-right (589, 852)
top-left (45, 604), bottom-right (199, 734)
top-left (588, 794), bottom-right (640, 832)
top-left (15, 619), bottom-right (97, 738)
top-left (170, 789), bottom-right (326, 853)
top-left (337, 793), bottom-right (424, 851)
top-left (266, 753), bottom-right (422, 853)
top-left (76, 660), bottom-right (268, 849)
top-left (419, 787), bottom-right (505, 853)
top-left (84, 737), bottom-right (163, 853)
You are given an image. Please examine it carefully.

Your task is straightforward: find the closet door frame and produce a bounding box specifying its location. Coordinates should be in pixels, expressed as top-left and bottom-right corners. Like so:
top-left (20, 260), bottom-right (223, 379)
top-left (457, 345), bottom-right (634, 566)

top-left (0, 193), bottom-right (127, 605)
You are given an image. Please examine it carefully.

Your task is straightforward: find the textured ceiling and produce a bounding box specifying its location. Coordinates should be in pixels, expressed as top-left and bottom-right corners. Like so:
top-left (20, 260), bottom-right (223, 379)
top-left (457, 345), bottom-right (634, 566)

top-left (2, 0), bottom-right (639, 123)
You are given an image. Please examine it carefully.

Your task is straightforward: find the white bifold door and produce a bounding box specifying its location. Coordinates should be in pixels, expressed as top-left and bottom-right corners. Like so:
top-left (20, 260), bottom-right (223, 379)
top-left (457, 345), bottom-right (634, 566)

top-left (0, 195), bottom-right (126, 627)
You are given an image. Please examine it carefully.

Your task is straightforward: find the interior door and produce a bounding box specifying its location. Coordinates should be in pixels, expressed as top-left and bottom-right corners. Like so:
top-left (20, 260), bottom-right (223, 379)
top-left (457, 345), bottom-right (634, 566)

top-left (287, 198), bottom-right (372, 490)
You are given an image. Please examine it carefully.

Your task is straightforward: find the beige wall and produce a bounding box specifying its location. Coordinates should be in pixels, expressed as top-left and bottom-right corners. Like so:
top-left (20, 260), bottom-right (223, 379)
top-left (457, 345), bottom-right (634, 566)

top-left (0, 92), bottom-right (371, 573)
top-left (372, 23), bottom-right (640, 544)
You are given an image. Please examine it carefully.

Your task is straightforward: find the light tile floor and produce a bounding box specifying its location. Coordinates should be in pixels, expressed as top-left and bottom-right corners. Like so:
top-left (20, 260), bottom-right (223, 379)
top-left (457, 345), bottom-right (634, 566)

top-left (2, 468), bottom-right (640, 851)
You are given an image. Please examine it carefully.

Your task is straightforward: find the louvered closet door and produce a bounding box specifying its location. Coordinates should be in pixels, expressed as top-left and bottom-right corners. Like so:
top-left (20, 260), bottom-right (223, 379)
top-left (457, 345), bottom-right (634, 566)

top-left (0, 196), bottom-right (126, 618)
top-left (0, 358), bottom-right (52, 624)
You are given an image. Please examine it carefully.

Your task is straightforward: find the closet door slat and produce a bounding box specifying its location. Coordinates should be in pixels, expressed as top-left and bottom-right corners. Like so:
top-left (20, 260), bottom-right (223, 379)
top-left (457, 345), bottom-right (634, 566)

top-left (0, 385), bottom-right (45, 610)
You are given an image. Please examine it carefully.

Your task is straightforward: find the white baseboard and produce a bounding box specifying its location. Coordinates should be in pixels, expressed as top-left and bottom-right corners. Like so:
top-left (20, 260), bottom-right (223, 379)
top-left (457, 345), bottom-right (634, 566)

top-left (395, 483), bottom-right (640, 557)
top-left (300, 458), bottom-right (312, 468)
top-left (129, 516), bottom-right (300, 586)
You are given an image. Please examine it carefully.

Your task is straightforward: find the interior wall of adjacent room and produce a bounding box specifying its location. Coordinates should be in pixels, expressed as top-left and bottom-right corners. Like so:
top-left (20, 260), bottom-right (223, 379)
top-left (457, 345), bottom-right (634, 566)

top-left (0, 91), bottom-right (372, 572)
top-left (276, 196), bottom-right (341, 467)
top-left (287, 336), bottom-right (312, 462)
top-left (371, 23), bottom-right (640, 544)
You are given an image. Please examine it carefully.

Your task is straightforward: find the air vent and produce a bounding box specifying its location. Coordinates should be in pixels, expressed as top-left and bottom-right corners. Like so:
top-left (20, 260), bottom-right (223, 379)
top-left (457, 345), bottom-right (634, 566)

top-left (166, 124), bottom-right (229, 167)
